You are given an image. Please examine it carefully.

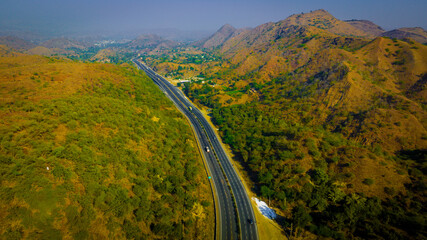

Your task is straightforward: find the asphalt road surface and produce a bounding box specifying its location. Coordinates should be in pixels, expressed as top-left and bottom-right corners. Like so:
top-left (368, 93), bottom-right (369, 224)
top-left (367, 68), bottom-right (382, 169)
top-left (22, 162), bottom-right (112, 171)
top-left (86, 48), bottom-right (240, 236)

top-left (133, 60), bottom-right (258, 240)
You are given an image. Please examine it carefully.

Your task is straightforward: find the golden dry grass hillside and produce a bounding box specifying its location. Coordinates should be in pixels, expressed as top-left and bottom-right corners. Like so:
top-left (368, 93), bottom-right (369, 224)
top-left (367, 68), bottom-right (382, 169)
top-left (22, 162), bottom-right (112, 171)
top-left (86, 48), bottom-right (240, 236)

top-left (280, 9), bottom-right (374, 38)
top-left (90, 48), bottom-right (117, 63)
top-left (25, 46), bottom-right (55, 56)
top-left (187, 9), bottom-right (427, 154)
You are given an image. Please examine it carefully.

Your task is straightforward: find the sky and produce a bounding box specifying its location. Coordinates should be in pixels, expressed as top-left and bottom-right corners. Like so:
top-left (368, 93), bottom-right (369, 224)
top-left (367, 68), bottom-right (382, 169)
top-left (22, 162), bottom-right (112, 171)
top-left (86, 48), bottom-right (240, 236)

top-left (0, 0), bottom-right (426, 36)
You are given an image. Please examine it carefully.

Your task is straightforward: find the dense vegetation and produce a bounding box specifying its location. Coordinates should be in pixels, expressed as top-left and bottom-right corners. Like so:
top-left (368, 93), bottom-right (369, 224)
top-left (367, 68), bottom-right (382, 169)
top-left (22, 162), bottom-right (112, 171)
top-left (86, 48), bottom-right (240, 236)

top-left (66, 47), bottom-right (136, 64)
top-left (0, 54), bottom-right (213, 239)
top-left (140, 48), bottom-right (225, 80)
top-left (211, 104), bottom-right (425, 239)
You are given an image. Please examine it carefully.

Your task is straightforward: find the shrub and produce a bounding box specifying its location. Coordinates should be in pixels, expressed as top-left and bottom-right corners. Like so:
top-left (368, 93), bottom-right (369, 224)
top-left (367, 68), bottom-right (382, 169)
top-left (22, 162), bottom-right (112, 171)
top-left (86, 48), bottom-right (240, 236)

top-left (327, 156), bottom-right (340, 163)
top-left (201, 200), bottom-right (211, 207)
top-left (310, 169), bottom-right (329, 185)
top-left (384, 187), bottom-right (395, 195)
top-left (292, 205), bottom-right (312, 229)
top-left (362, 178), bottom-right (374, 185)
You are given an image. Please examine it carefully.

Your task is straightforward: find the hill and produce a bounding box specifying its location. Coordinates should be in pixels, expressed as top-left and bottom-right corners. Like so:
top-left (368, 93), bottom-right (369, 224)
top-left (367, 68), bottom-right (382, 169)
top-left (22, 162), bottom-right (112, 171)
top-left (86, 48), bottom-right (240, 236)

top-left (90, 48), bottom-right (117, 63)
top-left (125, 34), bottom-right (179, 53)
top-left (215, 9), bottom-right (373, 81)
top-left (40, 37), bottom-right (86, 49)
top-left (0, 36), bottom-right (36, 51)
top-left (280, 9), bottom-right (374, 38)
top-left (25, 46), bottom-right (56, 56)
top-left (0, 30), bottom-right (47, 44)
top-left (0, 45), bottom-right (26, 57)
top-left (194, 24), bottom-right (242, 49)
top-left (345, 19), bottom-right (385, 36)
top-left (0, 51), bottom-right (214, 239)
top-left (382, 27), bottom-right (427, 43)
top-left (164, 9), bottom-right (427, 239)
top-left (192, 10), bottom-right (427, 154)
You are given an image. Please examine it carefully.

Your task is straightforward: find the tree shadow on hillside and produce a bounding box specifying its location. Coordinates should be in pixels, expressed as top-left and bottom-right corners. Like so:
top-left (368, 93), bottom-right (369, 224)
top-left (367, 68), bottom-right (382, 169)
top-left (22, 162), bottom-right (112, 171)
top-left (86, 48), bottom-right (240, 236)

top-left (396, 149), bottom-right (426, 163)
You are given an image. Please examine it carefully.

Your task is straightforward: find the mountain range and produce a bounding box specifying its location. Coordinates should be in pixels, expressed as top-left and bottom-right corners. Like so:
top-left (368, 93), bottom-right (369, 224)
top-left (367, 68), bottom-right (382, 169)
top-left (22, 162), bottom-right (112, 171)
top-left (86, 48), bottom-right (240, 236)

top-left (0, 8), bottom-right (426, 239)
top-left (197, 9), bottom-right (427, 50)
top-left (190, 9), bottom-right (427, 153)
top-left (177, 9), bottom-right (427, 239)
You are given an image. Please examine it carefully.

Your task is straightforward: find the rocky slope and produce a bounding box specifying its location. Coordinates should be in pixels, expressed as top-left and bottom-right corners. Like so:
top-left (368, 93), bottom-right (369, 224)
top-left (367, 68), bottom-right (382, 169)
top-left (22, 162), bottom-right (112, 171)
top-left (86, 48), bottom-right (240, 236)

top-left (180, 9), bottom-right (427, 239)
top-left (194, 24), bottom-right (241, 49)
top-left (190, 8), bottom-right (427, 156)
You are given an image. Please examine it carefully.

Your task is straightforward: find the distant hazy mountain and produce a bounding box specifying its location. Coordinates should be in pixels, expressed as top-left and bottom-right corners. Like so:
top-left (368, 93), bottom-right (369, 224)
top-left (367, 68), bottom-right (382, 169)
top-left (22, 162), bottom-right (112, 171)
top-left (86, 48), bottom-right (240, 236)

top-left (381, 27), bottom-right (427, 43)
top-left (0, 36), bottom-right (36, 51)
top-left (136, 28), bottom-right (211, 43)
top-left (194, 24), bottom-right (245, 49)
top-left (40, 37), bottom-right (87, 49)
top-left (345, 19), bottom-right (385, 36)
top-left (125, 34), bottom-right (179, 49)
top-left (0, 30), bottom-right (48, 44)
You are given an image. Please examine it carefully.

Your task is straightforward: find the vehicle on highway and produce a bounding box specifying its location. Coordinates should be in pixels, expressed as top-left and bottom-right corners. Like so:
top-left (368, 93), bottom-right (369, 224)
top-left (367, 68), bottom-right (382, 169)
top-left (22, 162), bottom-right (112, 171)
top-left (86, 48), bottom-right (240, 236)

top-left (248, 219), bottom-right (254, 225)
top-left (205, 146), bottom-right (210, 152)
top-left (188, 106), bottom-right (192, 111)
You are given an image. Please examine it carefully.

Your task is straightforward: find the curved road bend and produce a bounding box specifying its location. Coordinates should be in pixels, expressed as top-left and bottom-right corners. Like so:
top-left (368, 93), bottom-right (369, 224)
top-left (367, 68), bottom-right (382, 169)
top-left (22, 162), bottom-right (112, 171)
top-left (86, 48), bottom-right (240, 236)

top-left (133, 60), bottom-right (258, 240)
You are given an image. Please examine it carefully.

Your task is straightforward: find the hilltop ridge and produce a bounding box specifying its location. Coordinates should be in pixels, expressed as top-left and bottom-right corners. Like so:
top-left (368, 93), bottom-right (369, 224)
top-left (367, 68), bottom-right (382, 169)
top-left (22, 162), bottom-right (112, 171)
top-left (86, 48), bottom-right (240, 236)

top-left (382, 27), bottom-right (427, 43)
top-left (279, 9), bottom-right (375, 38)
top-left (345, 19), bottom-right (385, 36)
top-left (152, 11), bottom-right (427, 239)
top-left (194, 24), bottom-right (242, 49)
top-left (0, 36), bottom-right (36, 51)
top-left (40, 37), bottom-right (87, 49)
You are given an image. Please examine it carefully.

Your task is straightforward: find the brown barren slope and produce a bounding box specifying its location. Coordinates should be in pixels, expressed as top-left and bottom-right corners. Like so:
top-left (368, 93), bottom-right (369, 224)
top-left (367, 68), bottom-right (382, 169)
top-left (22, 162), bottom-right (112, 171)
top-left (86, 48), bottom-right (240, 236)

top-left (345, 19), bottom-right (385, 36)
top-left (381, 27), bottom-right (427, 44)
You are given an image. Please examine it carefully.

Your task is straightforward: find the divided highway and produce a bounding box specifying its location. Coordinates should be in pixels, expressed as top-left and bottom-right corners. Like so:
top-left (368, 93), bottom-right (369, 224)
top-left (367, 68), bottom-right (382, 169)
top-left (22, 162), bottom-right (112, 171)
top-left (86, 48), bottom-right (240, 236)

top-left (134, 60), bottom-right (258, 240)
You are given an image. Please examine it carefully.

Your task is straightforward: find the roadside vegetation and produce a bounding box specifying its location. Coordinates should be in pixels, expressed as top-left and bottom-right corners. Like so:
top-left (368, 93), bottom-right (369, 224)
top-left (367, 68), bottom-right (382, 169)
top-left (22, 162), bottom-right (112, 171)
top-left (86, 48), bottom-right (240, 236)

top-left (153, 11), bottom-right (427, 239)
top-left (141, 48), bottom-right (224, 80)
top-left (211, 103), bottom-right (425, 239)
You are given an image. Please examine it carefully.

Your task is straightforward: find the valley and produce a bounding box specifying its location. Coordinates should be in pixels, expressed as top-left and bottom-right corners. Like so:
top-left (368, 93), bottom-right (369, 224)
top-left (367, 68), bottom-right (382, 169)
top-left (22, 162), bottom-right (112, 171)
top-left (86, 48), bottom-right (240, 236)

top-left (0, 6), bottom-right (426, 240)
top-left (141, 10), bottom-right (427, 239)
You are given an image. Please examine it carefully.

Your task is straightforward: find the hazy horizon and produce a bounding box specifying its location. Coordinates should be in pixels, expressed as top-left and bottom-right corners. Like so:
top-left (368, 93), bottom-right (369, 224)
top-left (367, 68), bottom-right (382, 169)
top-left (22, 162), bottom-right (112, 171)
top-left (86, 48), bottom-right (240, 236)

top-left (1, 0), bottom-right (426, 38)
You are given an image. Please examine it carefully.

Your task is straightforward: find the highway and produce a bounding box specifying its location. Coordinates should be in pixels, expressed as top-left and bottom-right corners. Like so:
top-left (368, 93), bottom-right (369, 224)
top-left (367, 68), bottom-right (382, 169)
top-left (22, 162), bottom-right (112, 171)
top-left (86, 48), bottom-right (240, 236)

top-left (133, 59), bottom-right (258, 240)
